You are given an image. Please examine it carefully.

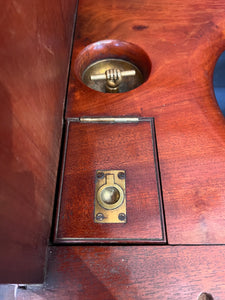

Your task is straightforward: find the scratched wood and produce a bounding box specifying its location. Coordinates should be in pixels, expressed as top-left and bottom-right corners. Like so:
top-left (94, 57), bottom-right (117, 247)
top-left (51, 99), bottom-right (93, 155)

top-left (66, 0), bottom-right (225, 244)
top-left (16, 246), bottom-right (225, 299)
top-left (0, 0), bottom-right (77, 283)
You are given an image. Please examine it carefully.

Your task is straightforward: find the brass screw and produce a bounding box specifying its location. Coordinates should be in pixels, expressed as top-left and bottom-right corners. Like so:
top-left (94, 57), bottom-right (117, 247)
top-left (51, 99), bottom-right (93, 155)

top-left (97, 172), bottom-right (105, 179)
top-left (96, 213), bottom-right (104, 221)
top-left (118, 172), bottom-right (125, 179)
top-left (118, 213), bottom-right (126, 221)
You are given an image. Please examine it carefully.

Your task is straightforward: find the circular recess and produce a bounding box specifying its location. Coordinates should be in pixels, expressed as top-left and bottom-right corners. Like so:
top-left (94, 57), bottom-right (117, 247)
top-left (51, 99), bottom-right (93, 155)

top-left (74, 40), bottom-right (151, 93)
top-left (101, 186), bottom-right (120, 204)
top-left (213, 50), bottom-right (225, 116)
top-left (97, 183), bottom-right (124, 210)
top-left (198, 292), bottom-right (214, 300)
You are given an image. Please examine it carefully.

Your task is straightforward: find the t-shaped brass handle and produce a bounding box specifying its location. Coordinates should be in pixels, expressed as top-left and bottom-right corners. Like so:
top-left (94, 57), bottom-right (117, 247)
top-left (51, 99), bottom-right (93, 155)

top-left (90, 69), bottom-right (136, 92)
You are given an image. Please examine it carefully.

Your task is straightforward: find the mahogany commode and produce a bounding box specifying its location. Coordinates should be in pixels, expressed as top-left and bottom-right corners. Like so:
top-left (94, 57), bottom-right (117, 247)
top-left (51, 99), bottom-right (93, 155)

top-left (2, 0), bottom-right (225, 298)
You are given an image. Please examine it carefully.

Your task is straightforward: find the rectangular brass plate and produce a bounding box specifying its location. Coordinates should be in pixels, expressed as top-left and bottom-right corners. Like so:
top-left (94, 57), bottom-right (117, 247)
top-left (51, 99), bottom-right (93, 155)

top-left (94, 170), bottom-right (126, 223)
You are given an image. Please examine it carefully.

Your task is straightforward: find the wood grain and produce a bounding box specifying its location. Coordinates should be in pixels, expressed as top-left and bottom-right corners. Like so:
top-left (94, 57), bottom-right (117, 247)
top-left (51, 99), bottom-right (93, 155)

top-left (0, 0), bottom-right (77, 283)
top-left (54, 119), bottom-right (165, 243)
top-left (16, 246), bottom-right (224, 299)
top-left (66, 0), bottom-right (225, 244)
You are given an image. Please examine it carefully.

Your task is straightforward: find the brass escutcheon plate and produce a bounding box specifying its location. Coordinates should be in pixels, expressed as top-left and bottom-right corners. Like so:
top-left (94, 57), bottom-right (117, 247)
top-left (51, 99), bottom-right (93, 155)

top-left (94, 170), bottom-right (126, 223)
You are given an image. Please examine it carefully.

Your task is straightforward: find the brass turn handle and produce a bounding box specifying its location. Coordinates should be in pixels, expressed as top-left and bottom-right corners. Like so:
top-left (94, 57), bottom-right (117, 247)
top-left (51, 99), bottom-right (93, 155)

top-left (90, 69), bottom-right (136, 92)
top-left (90, 69), bottom-right (136, 81)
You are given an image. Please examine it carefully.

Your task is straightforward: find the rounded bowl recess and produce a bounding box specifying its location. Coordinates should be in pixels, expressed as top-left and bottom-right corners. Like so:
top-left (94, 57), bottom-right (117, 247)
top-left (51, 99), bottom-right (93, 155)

top-left (74, 40), bottom-right (151, 93)
top-left (213, 50), bottom-right (225, 116)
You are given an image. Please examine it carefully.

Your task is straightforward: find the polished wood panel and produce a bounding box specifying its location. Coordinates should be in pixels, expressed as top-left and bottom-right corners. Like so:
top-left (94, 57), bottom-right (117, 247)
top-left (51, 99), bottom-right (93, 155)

top-left (0, 0), bottom-right (77, 283)
top-left (54, 119), bottom-right (165, 243)
top-left (16, 246), bottom-right (225, 299)
top-left (66, 0), bottom-right (225, 244)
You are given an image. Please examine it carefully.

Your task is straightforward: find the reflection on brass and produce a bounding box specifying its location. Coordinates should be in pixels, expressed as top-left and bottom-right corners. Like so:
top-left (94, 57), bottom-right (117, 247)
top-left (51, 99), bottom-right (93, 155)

top-left (94, 170), bottom-right (126, 223)
top-left (82, 59), bottom-right (143, 93)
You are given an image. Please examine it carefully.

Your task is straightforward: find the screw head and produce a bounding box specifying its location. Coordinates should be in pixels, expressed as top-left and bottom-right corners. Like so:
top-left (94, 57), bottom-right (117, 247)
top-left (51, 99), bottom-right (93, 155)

top-left (118, 213), bottom-right (126, 221)
top-left (118, 172), bottom-right (125, 179)
top-left (97, 172), bottom-right (105, 179)
top-left (96, 213), bottom-right (104, 221)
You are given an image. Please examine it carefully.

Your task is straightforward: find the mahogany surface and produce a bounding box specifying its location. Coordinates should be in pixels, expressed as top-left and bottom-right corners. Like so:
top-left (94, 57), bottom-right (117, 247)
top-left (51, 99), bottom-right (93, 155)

top-left (66, 0), bottom-right (225, 244)
top-left (17, 246), bottom-right (225, 299)
top-left (54, 119), bottom-right (165, 243)
top-left (2, 0), bottom-right (225, 295)
top-left (0, 0), bottom-right (77, 283)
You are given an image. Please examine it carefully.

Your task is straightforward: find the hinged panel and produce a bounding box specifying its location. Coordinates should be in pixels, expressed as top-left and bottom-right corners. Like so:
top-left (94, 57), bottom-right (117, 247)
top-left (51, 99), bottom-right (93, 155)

top-left (54, 118), bottom-right (166, 244)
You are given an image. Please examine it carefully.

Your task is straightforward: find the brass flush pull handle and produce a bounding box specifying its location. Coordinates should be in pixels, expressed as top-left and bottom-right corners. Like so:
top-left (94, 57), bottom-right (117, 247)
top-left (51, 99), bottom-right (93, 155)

top-left (94, 170), bottom-right (126, 223)
top-left (90, 69), bottom-right (136, 92)
top-left (97, 174), bottom-right (124, 210)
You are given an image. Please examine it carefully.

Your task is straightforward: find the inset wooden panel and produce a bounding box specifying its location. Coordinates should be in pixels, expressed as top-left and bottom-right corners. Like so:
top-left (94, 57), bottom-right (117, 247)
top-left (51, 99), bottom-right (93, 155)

top-left (54, 118), bottom-right (165, 243)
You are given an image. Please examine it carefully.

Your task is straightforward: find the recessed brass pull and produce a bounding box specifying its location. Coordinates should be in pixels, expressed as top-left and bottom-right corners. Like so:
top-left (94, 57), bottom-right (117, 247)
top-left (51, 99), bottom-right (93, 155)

top-left (94, 170), bottom-right (126, 223)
